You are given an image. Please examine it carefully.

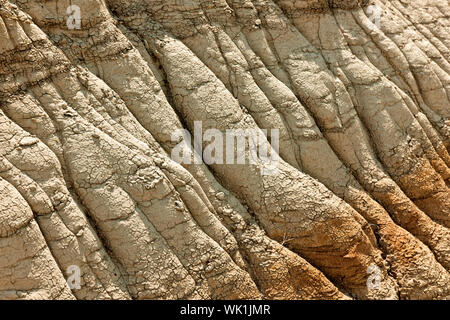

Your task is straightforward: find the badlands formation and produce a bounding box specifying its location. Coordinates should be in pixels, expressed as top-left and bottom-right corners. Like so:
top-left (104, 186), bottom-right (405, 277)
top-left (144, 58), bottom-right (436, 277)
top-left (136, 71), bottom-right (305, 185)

top-left (0, 0), bottom-right (449, 300)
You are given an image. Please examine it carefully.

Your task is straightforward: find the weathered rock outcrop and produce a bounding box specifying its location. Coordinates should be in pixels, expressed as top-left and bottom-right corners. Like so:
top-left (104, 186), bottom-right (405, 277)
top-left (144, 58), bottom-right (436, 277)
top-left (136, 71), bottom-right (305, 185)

top-left (0, 0), bottom-right (449, 300)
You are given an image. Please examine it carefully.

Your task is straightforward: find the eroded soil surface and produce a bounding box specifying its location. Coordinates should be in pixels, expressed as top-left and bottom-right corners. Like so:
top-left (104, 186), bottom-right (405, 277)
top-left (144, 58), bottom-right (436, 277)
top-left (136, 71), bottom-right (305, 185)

top-left (0, 0), bottom-right (449, 300)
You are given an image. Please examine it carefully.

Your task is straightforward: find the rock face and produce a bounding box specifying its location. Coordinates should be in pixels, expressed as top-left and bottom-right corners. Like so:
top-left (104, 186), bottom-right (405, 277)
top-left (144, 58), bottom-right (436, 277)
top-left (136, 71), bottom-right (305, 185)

top-left (0, 0), bottom-right (448, 300)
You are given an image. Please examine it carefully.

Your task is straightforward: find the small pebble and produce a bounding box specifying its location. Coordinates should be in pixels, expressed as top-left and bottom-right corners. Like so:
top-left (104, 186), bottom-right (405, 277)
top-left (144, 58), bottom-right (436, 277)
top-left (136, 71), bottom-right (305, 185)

top-left (216, 192), bottom-right (225, 201)
top-left (19, 136), bottom-right (39, 147)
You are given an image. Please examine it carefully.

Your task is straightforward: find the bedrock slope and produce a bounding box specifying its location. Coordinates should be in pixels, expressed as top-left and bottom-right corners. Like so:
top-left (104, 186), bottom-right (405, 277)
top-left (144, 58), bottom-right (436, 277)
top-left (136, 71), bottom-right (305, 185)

top-left (0, 0), bottom-right (449, 300)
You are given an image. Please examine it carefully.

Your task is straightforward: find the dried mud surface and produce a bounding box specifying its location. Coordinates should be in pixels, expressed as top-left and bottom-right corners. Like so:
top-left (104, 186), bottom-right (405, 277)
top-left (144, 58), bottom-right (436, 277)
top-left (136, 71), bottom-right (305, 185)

top-left (0, 0), bottom-right (449, 300)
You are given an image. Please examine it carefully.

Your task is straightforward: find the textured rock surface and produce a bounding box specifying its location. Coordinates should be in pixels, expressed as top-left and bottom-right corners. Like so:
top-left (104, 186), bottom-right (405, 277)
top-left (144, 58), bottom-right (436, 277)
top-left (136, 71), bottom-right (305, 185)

top-left (0, 0), bottom-right (449, 300)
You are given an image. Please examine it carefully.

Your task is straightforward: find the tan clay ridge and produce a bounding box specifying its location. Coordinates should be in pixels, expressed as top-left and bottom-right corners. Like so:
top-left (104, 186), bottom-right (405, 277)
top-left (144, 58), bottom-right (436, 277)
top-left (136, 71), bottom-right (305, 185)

top-left (0, 0), bottom-right (449, 300)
